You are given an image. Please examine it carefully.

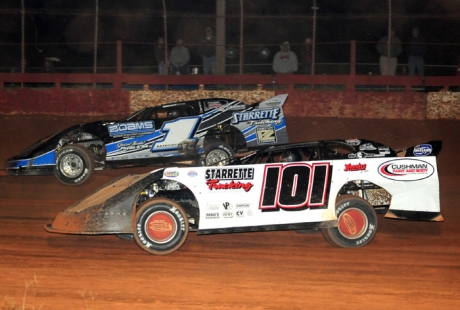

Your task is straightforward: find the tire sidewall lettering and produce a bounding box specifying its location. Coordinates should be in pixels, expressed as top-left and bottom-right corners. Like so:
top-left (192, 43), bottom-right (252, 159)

top-left (136, 204), bottom-right (186, 252)
top-left (335, 197), bottom-right (376, 246)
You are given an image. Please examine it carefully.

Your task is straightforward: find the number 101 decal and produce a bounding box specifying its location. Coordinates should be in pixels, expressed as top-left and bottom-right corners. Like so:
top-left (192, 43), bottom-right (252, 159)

top-left (259, 163), bottom-right (331, 210)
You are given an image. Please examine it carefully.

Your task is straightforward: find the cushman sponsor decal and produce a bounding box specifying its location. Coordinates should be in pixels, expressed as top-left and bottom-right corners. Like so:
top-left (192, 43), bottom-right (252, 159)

top-left (378, 159), bottom-right (434, 181)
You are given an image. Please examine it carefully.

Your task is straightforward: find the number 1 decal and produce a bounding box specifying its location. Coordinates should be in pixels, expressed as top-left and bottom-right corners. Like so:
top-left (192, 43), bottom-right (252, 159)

top-left (259, 163), bottom-right (330, 210)
top-left (152, 117), bottom-right (201, 152)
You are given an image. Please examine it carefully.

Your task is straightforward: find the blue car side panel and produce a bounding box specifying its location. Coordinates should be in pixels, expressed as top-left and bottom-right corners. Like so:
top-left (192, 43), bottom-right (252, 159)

top-left (32, 150), bottom-right (56, 166)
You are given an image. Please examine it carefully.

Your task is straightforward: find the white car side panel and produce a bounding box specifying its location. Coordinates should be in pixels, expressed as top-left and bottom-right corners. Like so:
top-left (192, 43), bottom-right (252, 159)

top-left (162, 155), bottom-right (440, 231)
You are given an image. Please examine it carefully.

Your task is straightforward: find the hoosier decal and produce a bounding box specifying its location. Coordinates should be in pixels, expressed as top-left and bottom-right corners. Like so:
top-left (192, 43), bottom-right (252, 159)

top-left (344, 163), bottom-right (367, 171)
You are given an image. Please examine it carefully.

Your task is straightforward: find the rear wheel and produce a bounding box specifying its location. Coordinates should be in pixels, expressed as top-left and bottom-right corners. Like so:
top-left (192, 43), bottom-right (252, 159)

top-left (321, 195), bottom-right (377, 248)
top-left (54, 144), bottom-right (94, 186)
top-left (204, 142), bottom-right (235, 166)
top-left (134, 198), bottom-right (189, 255)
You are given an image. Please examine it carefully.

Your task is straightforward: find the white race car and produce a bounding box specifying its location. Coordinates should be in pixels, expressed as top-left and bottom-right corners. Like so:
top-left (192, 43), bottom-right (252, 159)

top-left (45, 139), bottom-right (443, 254)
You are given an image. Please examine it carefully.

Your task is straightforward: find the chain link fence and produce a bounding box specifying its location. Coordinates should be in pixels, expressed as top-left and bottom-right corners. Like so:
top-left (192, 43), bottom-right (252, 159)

top-left (0, 0), bottom-right (459, 76)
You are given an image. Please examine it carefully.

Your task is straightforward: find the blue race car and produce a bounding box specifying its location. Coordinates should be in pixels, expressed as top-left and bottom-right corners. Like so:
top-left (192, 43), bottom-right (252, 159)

top-left (4, 94), bottom-right (289, 185)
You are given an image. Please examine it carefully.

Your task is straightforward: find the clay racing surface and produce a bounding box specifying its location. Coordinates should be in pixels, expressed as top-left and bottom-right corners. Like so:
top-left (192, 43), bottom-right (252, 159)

top-left (0, 114), bottom-right (459, 309)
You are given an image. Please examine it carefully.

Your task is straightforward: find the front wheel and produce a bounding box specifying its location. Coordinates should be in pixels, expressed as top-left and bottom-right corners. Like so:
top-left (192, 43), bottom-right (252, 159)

top-left (54, 144), bottom-right (94, 186)
top-left (203, 142), bottom-right (235, 166)
top-left (134, 198), bottom-right (189, 255)
top-left (321, 195), bottom-right (377, 248)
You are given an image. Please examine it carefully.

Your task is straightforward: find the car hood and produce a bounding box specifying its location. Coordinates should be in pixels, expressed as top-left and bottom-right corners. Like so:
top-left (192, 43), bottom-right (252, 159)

top-left (7, 120), bottom-right (114, 160)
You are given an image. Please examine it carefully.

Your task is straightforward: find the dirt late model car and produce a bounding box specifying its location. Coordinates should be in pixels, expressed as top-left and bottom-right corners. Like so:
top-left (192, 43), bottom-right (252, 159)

top-left (3, 95), bottom-right (289, 185)
top-left (45, 138), bottom-right (442, 255)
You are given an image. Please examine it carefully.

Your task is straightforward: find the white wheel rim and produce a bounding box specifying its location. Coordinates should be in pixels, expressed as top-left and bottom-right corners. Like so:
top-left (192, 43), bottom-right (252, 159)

top-left (206, 149), bottom-right (229, 166)
top-left (59, 153), bottom-right (84, 178)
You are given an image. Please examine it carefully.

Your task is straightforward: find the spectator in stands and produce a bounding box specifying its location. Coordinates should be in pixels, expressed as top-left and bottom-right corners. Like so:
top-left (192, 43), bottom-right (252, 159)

top-left (43, 57), bottom-right (59, 73)
top-left (272, 41), bottom-right (298, 74)
top-left (456, 55), bottom-right (460, 76)
top-left (170, 39), bottom-right (190, 75)
top-left (302, 37), bottom-right (313, 74)
top-left (376, 30), bottom-right (402, 76)
top-left (405, 27), bottom-right (428, 76)
top-left (154, 37), bottom-right (167, 75)
top-left (200, 27), bottom-right (216, 74)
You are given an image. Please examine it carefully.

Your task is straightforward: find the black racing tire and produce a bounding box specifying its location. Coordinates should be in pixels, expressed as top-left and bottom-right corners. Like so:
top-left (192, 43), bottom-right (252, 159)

top-left (134, 198), bottom-right (189, 255)
top-left (321, 195), bottom-right (378, 248)
top-left (203, 142), bottom-right (235, 166)
top-left (54, 144), bottom-right (94, 186)
top-left (116, 234), bottom-right (134, 241)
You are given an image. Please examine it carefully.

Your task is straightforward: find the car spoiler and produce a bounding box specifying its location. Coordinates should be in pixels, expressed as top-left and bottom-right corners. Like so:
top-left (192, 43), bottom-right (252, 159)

top-left (397, 140), bottom-right (442, 157)
top-left (45, 169), bottom-right (165, 235)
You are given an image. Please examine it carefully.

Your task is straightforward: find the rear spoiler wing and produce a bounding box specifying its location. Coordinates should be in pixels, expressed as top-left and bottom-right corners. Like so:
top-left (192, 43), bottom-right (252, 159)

top-left (397, 140), bottom-right (442, 157)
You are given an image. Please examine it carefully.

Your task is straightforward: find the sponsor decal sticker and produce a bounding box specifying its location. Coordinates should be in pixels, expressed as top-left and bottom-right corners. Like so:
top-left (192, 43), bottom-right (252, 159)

top-left (227, 104), bottom-right (246, 110)
top-left (206, 212), bottom-right (220, 219)
top-left (249, 119), bottom-right (282, 126)
top-left (359, 143), bottom-right (377, 151)
top-left (231, 108), bottom-right (281, 124)
top-left (205, 168), bottom-right (254, 180)
top-left (413, 144), bottom-right (432, 156)
top-left (117, 141), bottom-right (150, 151)
top-left (236, 203), bottom-right (250, 208)
top-left (206, 203), bottom-right (220, 211)
top-left (205, 168), bottom-right (255, 192)
top-left (222, 202), bottom-right (233, 210)
top-left (108, 121), bottom-right (155, 137)
top-left (344, 163), bottom-right (367, 172)
top-left (378, 159), bottom-right (435, 181)
top-left (206, 180), bottom-right (254, 192)
top-left (378, 146), bottom-right (391, 154)
top-left (256, 126), bottom-right (277, 143)
top-left (188, 170), bottom-right (198, 177)
top-left (264, 100), bottom-right (282, 106)
top-left (222, 212), bottom-right (233, 218)
top-left (164, 171), bottom-right (179, 177)
top-left (236, 210), bottom-right (244, 217)
top-left (345, 139), bottom-right (361, 146)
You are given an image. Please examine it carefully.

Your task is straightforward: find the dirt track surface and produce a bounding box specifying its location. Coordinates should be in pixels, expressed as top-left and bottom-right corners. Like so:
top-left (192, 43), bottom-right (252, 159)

top-left (0, 115), bottom-right (459, 310)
